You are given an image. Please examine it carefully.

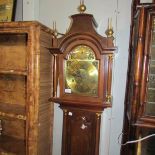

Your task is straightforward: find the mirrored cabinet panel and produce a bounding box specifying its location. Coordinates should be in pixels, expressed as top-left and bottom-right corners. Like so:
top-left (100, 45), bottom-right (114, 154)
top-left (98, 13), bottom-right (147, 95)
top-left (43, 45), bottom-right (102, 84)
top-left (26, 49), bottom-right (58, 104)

top-left (146, 17), bottom-right (155, 116)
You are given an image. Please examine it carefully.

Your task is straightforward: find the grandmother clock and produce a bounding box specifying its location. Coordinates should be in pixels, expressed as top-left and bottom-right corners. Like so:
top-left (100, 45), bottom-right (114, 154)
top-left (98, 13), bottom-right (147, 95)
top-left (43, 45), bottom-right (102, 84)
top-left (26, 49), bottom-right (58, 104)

top-left (50, 2), bottom-right (116, 155)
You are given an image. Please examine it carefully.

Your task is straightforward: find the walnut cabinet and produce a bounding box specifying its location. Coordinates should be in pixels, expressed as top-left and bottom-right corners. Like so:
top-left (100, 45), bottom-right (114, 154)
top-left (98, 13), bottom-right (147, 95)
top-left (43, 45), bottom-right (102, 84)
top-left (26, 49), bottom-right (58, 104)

top-left (121, 3), bottom-right (155, 155)
top-left (0, 21), bottom-right (54, 155)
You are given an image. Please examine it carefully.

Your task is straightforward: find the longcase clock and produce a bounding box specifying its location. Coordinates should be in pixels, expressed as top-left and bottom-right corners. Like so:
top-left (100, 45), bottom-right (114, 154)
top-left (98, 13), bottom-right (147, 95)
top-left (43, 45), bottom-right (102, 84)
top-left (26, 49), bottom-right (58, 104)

top-left (50, 3), bottom-right (116, 155)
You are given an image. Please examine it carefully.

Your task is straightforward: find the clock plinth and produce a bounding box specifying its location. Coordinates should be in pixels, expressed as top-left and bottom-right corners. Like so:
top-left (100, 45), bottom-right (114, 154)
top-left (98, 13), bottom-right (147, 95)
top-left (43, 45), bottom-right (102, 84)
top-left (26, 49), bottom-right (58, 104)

top-left (50, 12), bottom-right (116, 155)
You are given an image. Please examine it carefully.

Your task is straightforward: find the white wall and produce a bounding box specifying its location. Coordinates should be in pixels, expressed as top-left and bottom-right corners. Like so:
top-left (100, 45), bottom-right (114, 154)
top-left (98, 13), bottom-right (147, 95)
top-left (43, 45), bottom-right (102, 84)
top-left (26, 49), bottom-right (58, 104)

top-left (15, 0), bottom-right (23, 21)
top-left (23, 0), bottom-right (39, 20)
top-left (23, 0), bottom-right (131, 154)
top-left (108, 1), bottom-right (131, 154)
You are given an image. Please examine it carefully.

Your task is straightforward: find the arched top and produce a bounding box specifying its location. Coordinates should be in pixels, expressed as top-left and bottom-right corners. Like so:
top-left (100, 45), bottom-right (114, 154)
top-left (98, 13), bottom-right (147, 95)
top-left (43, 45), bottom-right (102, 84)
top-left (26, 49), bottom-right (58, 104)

top-left (66, 45), bottom-right (96, 61)
top-left (51, 13), bottom-right (116, 55)
top-left (58, 33), bottom-right (110, 54)
top-left (62, 39), bottom-right (101, 60)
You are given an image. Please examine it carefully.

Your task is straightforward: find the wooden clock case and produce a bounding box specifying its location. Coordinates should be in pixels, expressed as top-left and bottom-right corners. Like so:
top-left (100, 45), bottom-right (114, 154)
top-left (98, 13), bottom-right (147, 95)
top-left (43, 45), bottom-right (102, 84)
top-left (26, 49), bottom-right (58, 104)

top-left (50, 13), bottom-right (116, 155)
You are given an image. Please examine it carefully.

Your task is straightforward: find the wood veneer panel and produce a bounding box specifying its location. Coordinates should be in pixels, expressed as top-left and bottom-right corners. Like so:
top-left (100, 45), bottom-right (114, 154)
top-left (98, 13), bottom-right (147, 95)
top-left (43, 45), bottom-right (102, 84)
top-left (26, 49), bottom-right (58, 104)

top-left (0, 103), bottom-right (25, 116)
top-left (0, 135), bottom-right (26, 155)
top-left (0, 34), bottom-right (27, 71)
top-left (0, 74), bottom-right (26, 106)
top-left (62, 109), bottom-right (97, 155)
top-left (0, 117), bottom-right (26, 140)
top-left (37, 31), bottom-right (53, 155)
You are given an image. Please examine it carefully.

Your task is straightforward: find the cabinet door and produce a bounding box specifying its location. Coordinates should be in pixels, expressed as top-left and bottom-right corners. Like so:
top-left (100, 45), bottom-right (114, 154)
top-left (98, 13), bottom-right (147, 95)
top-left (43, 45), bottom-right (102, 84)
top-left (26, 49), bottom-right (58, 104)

top-left (0, 33), bottom-right (28, 155)
top-left (0, 33), bottom-right (27, 71)
top-left (145, 15), bottom-right (155, 116)
top-left (62, 109), bottom-right (100, 155)
top-left (137, 8), bottom-right (155, 127)
top-left (121, 5), bottom-right (155, 155)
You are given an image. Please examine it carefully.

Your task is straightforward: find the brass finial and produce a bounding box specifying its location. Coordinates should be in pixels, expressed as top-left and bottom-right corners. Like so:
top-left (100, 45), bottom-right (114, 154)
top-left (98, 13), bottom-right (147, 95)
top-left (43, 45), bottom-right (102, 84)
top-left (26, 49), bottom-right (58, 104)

top-left (105, 18), bottom-right (114, 39)
top-left (106, 95), bottom-right (112, 103)
top-left (52, 21), bottom-right (65, 37)
top-left (53, 21), bottom-right (58, 37)
top-left (78, 0), bottom-right (86, 13)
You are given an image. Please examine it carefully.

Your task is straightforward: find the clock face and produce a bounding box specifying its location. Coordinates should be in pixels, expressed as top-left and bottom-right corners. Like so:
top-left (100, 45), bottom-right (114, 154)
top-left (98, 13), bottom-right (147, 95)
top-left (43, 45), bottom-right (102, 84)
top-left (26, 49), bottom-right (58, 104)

top-left (64, 45), bottom-right (99, 96)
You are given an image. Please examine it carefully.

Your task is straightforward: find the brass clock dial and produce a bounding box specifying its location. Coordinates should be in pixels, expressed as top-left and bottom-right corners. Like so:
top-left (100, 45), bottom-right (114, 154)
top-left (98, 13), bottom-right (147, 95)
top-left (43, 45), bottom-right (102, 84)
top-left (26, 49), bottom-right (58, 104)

top-left (65, 45), bottom-right (99, 96)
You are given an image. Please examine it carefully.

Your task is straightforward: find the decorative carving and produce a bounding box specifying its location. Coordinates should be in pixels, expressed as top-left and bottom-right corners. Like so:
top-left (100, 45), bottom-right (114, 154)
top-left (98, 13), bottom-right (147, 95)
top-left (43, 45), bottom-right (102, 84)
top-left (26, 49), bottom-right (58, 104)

top-left (106, 95), bottom-right (112, 103)
top-left (63, 109), bottom-right (68, 116)
top-left (108, 54), bottom-right (114, 60)
top-left (96, 113), bottom-right (101, 119)
top-left (81, 123), bottom-right (87, 130)
top-left (0, 112), bottom-right (26, 120)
